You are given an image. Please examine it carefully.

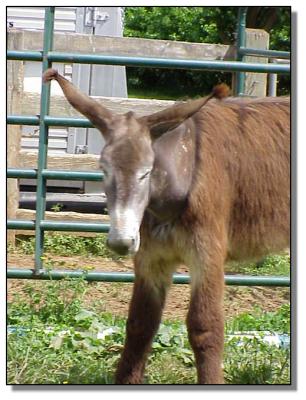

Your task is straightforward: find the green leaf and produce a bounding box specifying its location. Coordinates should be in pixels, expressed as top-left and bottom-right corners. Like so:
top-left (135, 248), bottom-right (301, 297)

top-left (49, 335), bottom-right (64, 350)
top-left (74, 310), bottom-right (95, 322)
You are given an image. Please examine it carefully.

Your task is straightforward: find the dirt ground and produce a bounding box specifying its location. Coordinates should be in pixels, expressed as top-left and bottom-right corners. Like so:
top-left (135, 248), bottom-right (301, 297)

top-left (7, 253), bottom-right (290, 321)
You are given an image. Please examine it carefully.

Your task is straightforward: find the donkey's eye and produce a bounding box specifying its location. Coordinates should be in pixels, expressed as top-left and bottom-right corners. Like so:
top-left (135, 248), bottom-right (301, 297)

top-left (139, 170), bottom-right (151, 181)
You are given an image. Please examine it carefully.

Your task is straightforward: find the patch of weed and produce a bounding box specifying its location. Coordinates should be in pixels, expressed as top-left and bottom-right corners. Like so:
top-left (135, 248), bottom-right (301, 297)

top-left (14, 233), bottom-right (126, 260)
top-left (7, 278), bottom-right (290, 385)
top-left (227, 253), bottom-right (290, 276)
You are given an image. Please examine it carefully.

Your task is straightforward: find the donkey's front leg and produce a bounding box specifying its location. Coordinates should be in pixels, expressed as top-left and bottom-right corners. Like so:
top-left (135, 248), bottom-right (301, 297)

top-left (115, 256), bottom-right (170, 384)
top-left (187, 256), bottom-right (225, 384)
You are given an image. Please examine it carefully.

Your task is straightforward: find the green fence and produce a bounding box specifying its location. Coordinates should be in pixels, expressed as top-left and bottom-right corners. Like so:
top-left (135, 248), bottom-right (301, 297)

top-left (7, 6), bottom-right (290, 287)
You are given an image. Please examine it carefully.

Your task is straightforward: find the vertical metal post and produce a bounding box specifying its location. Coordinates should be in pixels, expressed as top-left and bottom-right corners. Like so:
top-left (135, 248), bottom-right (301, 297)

top-left (268, 59), bottom-right (277, 96)
top-left (34, 7), bottom-right (55, 273)
top-left (268, 72), bottom-right (277, 96)
top-left (236, 7), bottom-right (248, 96)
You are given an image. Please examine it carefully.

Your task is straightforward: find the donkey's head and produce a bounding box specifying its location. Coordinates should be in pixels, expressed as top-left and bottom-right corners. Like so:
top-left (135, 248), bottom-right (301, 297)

top-left (99, 113), bottom-right (154, 255)
top-left (43, 69), bottom-right (229, 255)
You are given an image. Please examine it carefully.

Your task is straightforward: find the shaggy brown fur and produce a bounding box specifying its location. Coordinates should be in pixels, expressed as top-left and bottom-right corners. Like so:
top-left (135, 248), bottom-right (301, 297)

top-left (190, 97), bottom-right (290, 261)
top-left (43, 68), bottom-right (290, 384)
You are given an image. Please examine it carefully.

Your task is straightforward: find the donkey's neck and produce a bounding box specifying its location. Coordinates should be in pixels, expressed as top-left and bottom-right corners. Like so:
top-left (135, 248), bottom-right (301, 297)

top-left (147, 119), bottom-right (196, 222)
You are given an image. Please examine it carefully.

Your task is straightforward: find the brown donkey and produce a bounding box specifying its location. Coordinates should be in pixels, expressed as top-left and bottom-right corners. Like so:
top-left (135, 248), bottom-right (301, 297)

top-left (43, 69), bottom-right (290, 384)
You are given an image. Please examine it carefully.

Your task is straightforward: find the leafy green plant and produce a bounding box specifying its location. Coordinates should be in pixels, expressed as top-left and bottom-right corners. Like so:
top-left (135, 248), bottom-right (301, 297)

top-left (50, 203), bottom-right (64, 212)
top-left (8, 278), bottom-right (88, 326)
top-left (224, 337), bottom-right (290, 384)
top-left (227, 253), bottom-right (290, 276)
top-left (226, 303), bottom-right (290, 334)
top-left (7, 279), bottom-right (290, 384)
top-left (14, 233), bottom-right (126, 260)
top-left (15, 235), bottom-right (35, 254)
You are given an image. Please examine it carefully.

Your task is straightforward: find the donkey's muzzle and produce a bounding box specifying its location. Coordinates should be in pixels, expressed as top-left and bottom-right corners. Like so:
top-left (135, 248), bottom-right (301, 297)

top-left (106, 237), bottom-right (137, 256)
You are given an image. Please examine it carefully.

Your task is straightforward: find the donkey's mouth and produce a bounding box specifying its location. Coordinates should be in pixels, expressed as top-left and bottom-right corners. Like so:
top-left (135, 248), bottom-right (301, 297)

top-left (107, 232), bottom-right (140, 256)
top-left (109, 243), bottom-right (130, 256)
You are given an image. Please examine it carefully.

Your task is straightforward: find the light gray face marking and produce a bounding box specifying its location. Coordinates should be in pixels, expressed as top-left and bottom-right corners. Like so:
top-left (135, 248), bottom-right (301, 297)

top-left (108, 207), bottom-right (141, 254)
top-left (100, 115), bottom-right (154, 255)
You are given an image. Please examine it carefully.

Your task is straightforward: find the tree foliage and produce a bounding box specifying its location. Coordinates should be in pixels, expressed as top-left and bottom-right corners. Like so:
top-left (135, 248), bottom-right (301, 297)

top-left (123, 7), bottom-right (290, 98)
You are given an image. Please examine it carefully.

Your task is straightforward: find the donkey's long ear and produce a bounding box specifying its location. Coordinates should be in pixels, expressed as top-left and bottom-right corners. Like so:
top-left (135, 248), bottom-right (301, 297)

top-left (43, 69), bottom-right (113, 136)
top-left (140, 84), bottom-right (230, 138)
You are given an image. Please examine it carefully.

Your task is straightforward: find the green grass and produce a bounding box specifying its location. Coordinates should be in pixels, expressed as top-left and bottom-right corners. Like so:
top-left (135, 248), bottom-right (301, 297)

top-left (14, 233), bottom-right (125, 261)
top-left (128, 87), bottom-right (179, 100)
top-left (227, 252), bottom-right (290, 277)
top-left (128, 86), bottom-right (202, 100)
top-left (8, 236), bottom-right (290, 384)
top-left (226, 303), bottom-right (290, 334)
top-left (7, 277), bottom-right (290, 385)
top-left (13, 234), bottom-right (290, 277)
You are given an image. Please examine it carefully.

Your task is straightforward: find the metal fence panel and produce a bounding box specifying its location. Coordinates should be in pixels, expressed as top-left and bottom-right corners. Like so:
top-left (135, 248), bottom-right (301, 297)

top-left (6, 6), bottom-right (290, 287)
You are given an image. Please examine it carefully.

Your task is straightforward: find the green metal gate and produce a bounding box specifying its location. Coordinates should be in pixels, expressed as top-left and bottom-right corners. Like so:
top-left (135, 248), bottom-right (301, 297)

top-left (7, 7), bottom-right (290, 287)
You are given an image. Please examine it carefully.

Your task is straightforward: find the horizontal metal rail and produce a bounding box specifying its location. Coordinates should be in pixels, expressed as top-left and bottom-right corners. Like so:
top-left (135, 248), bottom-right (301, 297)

top-left (7, 115), bottom-right (41, 126)
top-left (7, 219), bottom-right (110, 233)
top-left (7, 6), bottom-right (290, 289)
top-left (7, 168), bottom-right (37, 179)
top-left (7, 115), bottom-right (93, 128)
top-left (7, 50), bottom-right (290, 74)
top-left (8, 220), bottom-right (35, 230)
top-left (7, 168), bottom-right (104, 181)
top-left (238, 47), bottom-right (290, 59)
top-left (6, 268), bottom-right (290, 286)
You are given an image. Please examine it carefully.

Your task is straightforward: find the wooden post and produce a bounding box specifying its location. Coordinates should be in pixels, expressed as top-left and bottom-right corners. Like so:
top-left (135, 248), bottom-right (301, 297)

top-left (233, 28), bottom-right (270, 97)
top-left (7, 31), bottom-right (24, 245)
top-left (244, 29), bottom-right (269, 97)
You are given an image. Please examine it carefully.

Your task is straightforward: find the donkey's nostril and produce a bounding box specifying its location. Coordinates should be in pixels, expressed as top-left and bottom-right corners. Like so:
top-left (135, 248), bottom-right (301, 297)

top-left (107, 237), bottom-right (135, 256)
